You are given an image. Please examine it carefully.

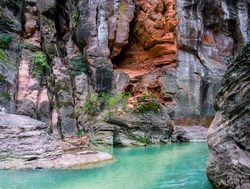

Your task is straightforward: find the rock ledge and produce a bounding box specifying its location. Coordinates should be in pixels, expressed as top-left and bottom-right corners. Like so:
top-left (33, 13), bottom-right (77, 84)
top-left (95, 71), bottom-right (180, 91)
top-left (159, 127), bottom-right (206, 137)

top-left (0, 113), bottom-right (112, 170)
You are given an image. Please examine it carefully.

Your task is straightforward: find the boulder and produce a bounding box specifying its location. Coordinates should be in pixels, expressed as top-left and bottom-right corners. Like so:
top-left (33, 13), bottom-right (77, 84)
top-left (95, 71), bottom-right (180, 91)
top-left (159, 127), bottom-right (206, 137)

top-left (0, 113), bottom-right (112, 169)
top-left (171, 125), bottom-right (208, 142)
top-left (110, 111), bottom-right (173, 146)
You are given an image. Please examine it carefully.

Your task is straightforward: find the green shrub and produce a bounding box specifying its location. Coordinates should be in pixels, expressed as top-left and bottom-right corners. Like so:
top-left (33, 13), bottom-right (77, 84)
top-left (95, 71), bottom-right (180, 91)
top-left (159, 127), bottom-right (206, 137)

top-left (134, 93), bottom-right (161, 114)
top-left (0, 74), bottom-right (5, 81)
top-left (32, 51), bottom-right (49, 77)
top-left (0, 49), bottom-right (8, 62)
top-left (83, 93), bottom-right (100, 116)
top-left (0, 91), bottom-right (11, 102)
top-left (234, 42), bottom-right (250, 62)
top-left (0, 33), bottom-right (12, 48)
top-left (83, 92), bottom-right (130, 119)
top-left (103, 93), bottom-right (129, 121)
top-left (69, 54), bottom-right (88, 76)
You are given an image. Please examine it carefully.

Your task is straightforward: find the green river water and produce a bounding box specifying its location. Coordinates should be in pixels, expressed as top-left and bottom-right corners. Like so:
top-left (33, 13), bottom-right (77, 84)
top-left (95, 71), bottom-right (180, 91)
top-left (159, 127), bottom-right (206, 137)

top-left (0, 143), bottom-right (212, 189)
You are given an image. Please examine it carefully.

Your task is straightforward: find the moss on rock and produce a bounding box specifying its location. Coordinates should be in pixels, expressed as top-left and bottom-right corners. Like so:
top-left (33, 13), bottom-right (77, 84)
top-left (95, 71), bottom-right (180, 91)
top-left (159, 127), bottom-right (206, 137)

top-left (0, 33), bottom-right (12, 49)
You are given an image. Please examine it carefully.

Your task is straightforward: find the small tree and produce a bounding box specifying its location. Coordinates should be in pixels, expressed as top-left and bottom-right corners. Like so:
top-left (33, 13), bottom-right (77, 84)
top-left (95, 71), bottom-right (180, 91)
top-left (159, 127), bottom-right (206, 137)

top-left (103, 93), bottom-right (129, 122)
top-left (83, 93), bottom-right (100, 116)
top-left (0, 33), bottom-right (12, 48)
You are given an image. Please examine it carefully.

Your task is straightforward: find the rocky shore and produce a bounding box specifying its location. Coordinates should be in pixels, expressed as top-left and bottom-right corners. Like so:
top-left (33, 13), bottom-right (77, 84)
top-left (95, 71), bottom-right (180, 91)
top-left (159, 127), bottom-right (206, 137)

top-left (0, 113), bottom-right (112, 170)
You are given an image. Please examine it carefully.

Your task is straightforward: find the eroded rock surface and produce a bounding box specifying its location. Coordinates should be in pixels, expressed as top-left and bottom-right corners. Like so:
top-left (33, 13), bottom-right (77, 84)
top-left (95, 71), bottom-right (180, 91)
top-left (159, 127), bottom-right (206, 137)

top-left (89, 111), bottom-right (173, 147)
top-left (0, 0), bottom-right (249, 142)
top-left (172, 126), bottom-right (208, 142)
top-left (0, 113), bottom-right (112, 169)
top-left (207, 44), bottom-right (250, 189)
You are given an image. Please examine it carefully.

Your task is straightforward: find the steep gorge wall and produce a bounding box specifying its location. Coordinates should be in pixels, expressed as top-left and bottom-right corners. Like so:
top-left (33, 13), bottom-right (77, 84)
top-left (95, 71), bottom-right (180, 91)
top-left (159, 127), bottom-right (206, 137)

top-left (175, 0), bottom-right (250, 125)
top-left (206, 43), bottom-right (250, 189)
top-left (0, 0), bottom-right (249, 138)
top-left (115, 0), bottom-right (250, 126)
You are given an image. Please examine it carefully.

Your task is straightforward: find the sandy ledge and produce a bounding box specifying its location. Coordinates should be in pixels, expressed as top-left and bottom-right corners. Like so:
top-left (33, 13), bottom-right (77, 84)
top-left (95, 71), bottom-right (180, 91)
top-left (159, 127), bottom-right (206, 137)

top-left (0, 151), bottom-right (113, 170)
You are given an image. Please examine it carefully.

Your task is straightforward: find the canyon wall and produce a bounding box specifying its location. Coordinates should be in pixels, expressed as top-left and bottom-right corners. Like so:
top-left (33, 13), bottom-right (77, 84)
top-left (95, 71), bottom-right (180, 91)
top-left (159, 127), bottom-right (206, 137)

top-left (116, 0), bottom-right (249, 126)
top-left (207, 43), bottom-right (250, 189)
top-left (0, 0), bottom-right (249, 140)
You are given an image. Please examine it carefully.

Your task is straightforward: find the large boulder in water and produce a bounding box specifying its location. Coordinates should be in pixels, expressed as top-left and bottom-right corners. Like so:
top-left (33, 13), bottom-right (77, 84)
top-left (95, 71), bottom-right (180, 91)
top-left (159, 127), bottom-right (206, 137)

top-left (206, 43), bottom-right (250, 189)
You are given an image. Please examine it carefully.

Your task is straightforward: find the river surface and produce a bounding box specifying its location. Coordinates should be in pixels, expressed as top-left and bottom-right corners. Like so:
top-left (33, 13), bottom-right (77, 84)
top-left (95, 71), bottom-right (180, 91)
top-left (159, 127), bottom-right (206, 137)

top-left (0, 143), bottom-right (212, 189)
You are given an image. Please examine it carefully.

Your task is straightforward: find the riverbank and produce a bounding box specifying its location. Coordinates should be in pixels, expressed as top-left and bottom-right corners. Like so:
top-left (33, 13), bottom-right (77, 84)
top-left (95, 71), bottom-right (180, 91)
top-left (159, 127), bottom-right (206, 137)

top-left (0, 113), bottom-right (112, 170)
top-left (0, 151), bottom-right (112, 170)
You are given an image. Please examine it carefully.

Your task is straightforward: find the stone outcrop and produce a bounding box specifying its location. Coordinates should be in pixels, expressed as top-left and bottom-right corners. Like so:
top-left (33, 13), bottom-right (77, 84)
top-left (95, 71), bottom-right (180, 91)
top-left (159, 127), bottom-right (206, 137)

top-left (89, 111), bottom-right (173, 146)
top-left (0, 113), bottom-right (112, 169)
top-left (172, 125), bottom-right (208, 142)
top-left (207, 44), bottom-right (250, 189)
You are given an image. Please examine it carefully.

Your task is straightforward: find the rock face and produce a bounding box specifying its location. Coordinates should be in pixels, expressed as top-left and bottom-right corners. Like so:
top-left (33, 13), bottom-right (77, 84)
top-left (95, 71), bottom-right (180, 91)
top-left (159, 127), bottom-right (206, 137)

top-left (172, 126), bottom-right (208, 142)
top-left (0, 113), bottom-right (112, 169)
top-left (0, 113), bottom-right (62, 160)
top-left (175, 0), bottom-right (249, 126)
top-left (111, 0), bottom-right (250, 126)
top-left (0, 0), bottom-right (249, 140)
top-left (206, 44), bottom-right (250, 189)
top-left (89, 111), bottom-right (173, 146)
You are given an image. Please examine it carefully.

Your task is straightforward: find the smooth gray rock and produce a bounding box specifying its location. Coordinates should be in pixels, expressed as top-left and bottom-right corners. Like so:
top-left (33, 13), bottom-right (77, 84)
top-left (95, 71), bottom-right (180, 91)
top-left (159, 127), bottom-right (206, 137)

top-left (172, 125), bottom-right (208, 142)
top-left (110, 112), bottom-right (174, 146)
top-left (112, 70), bottom-right (130, 93)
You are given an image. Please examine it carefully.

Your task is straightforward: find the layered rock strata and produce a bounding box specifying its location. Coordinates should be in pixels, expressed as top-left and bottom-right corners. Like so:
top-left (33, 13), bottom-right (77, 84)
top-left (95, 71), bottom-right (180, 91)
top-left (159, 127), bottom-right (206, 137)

top-left (0, 113), bottom-right (112, 169)
top-left (0, 0), bottom-right (249, 142)
top-left (90, 111), bottom-right (173, 146)
top-left (207, 44), bottom-right (250, 189)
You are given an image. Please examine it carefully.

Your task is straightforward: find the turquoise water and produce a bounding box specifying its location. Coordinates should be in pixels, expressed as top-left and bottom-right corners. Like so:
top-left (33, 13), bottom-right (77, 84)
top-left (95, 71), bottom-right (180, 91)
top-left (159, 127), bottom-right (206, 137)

top-left (0, 143), bottom-right (212, 189)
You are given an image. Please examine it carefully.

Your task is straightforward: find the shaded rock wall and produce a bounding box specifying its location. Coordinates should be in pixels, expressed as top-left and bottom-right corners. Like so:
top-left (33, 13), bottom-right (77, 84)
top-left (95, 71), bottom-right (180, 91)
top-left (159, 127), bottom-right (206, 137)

top-left (175, 0), bottom-right (250, 125)
top-left (0, 0), bottom-right (22, 113)
top-left (0, 0), bottom-right (135, 138)
top-left (206, 43), bottom-right (250, 189)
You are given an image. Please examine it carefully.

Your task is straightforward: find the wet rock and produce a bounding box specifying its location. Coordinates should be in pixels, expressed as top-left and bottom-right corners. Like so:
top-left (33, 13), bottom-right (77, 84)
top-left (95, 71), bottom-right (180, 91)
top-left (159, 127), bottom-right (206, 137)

top-left (206, 44), bottom-right (250, 189)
